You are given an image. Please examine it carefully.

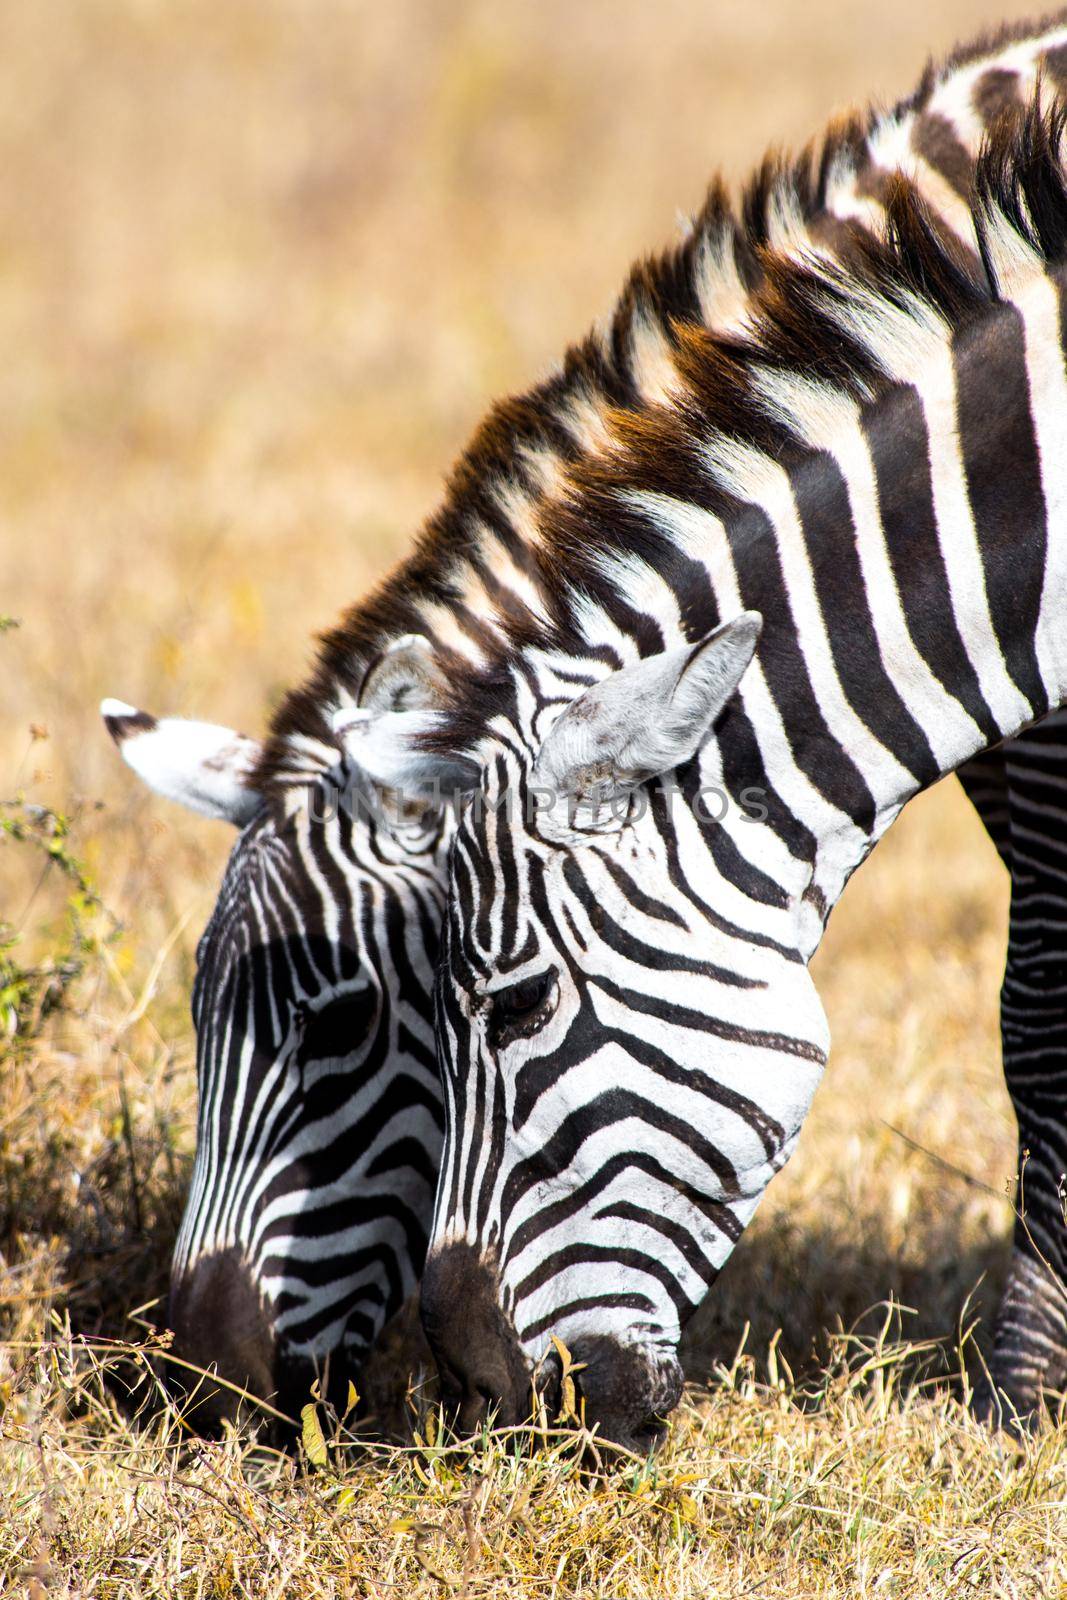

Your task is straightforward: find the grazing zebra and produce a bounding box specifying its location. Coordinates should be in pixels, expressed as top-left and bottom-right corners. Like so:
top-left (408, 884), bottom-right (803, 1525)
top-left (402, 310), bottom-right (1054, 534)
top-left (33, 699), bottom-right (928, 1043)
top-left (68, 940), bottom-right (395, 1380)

top-left (104, 16), bottom-right (1067, 1436)
top-left (101, 639), bottom-right (452, 1429)
top-left (352, 84), bottom-right (1067, 1446)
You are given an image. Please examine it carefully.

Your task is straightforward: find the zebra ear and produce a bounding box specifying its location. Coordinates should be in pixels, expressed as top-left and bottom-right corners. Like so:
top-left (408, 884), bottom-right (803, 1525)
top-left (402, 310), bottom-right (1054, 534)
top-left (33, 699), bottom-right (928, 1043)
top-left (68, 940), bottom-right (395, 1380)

top-left (101, 699), bottom-right (263, 826)
top-left (533, 612), bottom-right (761, 809)
top-left (332, 707), bottom-right (479, 802)
top-left (358, 633), bottom-right (443, 714)
top-left (334, 635), bottom-right (476, 801)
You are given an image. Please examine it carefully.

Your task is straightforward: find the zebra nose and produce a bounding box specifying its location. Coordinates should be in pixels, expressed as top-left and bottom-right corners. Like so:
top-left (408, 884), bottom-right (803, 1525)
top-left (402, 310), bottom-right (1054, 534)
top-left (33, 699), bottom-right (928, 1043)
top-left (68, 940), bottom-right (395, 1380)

top-left (565, 1334), bottom-right (685, 1455)
top-left (449, 1369), bottom-right (521, 1435)
top-left (420, 1242), bottom-right (532, 1434)
top-left (167, 1247), bottom-right (281, 1436)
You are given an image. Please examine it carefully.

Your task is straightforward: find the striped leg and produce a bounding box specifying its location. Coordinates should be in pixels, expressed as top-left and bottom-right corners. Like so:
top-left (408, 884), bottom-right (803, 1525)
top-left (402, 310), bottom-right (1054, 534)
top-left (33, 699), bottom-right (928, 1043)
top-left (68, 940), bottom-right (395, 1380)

top-left (956, 750), bottom-right (1011, 874)
top-left (961, 722), bottom-right (1067, 1422)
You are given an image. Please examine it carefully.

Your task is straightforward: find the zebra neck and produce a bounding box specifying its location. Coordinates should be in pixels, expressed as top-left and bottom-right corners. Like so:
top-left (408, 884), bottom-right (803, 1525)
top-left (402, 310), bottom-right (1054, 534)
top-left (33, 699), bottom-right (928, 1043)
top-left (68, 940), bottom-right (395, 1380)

top-left (631, 267), bottom-right (1067, 959)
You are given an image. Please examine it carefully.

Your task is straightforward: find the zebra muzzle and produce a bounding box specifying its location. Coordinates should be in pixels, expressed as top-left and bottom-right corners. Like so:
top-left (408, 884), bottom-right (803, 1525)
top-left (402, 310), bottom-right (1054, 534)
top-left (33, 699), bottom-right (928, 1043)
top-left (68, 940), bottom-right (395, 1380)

top-left (547, 1333), bottom-right (685, 1456)
top-left (419, 1241), bottom-right (533, 1434)
top-left (166, 1247), bottom-right (287, 1438)
top-left (419, 1241), bottom-right (684, 1451)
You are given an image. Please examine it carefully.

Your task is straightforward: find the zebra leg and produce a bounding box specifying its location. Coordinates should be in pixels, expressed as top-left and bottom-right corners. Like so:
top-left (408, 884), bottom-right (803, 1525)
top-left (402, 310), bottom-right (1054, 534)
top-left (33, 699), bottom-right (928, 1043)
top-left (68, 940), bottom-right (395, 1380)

top-left (960, 726), bottom-right (1067, 1423)
top-left (956, 749), bottom-right (1011, 873)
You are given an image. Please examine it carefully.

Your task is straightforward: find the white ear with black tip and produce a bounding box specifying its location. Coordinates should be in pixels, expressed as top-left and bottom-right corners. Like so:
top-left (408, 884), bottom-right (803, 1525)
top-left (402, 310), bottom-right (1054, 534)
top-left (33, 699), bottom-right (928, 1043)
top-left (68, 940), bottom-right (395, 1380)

top-left (100, 699), bottom-right (263, 826)
top-left (532, 611), bottom-right (762, 810)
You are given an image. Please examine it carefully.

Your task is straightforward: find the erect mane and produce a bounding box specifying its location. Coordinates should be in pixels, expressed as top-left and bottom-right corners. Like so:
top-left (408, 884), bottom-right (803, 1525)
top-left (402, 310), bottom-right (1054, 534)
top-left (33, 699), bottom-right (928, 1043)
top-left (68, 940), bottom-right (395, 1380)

top-left (255, 33), bottom-right (1067, 803)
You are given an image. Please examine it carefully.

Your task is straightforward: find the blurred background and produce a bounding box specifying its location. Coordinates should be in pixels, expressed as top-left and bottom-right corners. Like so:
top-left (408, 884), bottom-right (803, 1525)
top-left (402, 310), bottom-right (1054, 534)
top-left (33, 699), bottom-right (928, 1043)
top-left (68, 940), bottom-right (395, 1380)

top-left (0, 0), bottom-right (1042, 1365)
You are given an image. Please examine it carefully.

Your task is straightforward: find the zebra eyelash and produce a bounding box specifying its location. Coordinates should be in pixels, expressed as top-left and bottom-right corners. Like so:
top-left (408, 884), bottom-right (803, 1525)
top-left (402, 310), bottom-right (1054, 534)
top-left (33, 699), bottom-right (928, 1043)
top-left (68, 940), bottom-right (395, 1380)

top-left (484, 971), bottom-right (560, 1052)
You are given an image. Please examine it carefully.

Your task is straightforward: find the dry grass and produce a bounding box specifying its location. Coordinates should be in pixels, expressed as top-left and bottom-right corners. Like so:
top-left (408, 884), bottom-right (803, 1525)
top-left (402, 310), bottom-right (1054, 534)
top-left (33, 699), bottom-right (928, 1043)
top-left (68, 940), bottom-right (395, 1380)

top-left (3, 0), bottom-right (1067, 1593)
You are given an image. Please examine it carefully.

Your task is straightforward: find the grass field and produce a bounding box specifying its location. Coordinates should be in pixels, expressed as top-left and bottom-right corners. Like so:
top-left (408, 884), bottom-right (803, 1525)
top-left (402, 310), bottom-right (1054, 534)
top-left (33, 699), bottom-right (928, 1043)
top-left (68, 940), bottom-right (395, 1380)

top-left (3, 1), bottom-right (1067, 1593)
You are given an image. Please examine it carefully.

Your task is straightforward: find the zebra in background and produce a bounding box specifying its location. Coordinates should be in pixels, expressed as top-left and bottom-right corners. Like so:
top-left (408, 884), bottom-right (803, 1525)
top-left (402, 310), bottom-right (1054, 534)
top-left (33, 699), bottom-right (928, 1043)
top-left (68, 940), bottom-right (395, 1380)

top-left (100, 637), bottom-right (452, 1430)
top-left (104, 15), bottom-right (1067, 1435)
top-left (355, 83), bottom-right (1067, 1446)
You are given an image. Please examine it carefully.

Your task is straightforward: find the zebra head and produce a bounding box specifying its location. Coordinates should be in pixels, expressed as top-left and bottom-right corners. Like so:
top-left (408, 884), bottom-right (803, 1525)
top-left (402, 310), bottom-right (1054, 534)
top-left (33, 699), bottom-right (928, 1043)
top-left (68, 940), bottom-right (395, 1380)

top-left (102, 637), bottom-right (451, 1434)
top-left (360, 614), bottom-right (831, 1452)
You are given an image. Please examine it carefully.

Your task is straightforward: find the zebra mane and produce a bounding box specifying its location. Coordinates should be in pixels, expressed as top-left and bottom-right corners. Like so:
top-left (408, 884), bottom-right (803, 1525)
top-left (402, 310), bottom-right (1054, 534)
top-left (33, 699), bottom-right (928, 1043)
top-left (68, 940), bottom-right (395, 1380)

top-left (256, 40), bottom-right (1067, 801)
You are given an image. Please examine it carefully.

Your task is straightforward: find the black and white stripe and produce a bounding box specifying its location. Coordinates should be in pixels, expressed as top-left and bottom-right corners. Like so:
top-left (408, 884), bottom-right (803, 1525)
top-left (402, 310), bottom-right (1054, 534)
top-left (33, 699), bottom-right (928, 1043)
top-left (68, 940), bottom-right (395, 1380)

top-left (173, 795), bottom-right (447, 1361)
top-left (102, 657), bottom-right (456, 1427)
top-left (385, 83), bottom-right (1067, 1439)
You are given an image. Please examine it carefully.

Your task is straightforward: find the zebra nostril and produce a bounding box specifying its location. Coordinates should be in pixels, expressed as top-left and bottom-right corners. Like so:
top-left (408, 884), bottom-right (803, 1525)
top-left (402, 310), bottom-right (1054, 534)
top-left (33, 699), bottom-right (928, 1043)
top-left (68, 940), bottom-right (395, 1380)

top-left (456, 1388), bottom-right (492, 1435)
top-left (629, 1414), bottom-right (667, 1450)
top-left (458, 1379), bottom-right (499, 1427)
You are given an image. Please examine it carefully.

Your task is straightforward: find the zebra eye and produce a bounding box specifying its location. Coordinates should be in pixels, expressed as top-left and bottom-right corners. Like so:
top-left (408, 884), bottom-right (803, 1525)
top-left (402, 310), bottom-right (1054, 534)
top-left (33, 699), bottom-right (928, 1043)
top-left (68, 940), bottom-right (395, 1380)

top-left (486, 971), bottom-right (558, 1051)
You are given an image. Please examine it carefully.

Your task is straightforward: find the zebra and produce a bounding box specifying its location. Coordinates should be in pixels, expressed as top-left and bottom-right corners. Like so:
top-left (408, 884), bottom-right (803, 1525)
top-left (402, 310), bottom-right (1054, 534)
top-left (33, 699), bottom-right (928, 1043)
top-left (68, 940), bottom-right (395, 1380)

top-left (349, 81), bottom-right (1067, 1449)
top-left (100, 638), bottom-right (453, 1430)
top-left (103, 15), bottom-right (1067, 1436)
